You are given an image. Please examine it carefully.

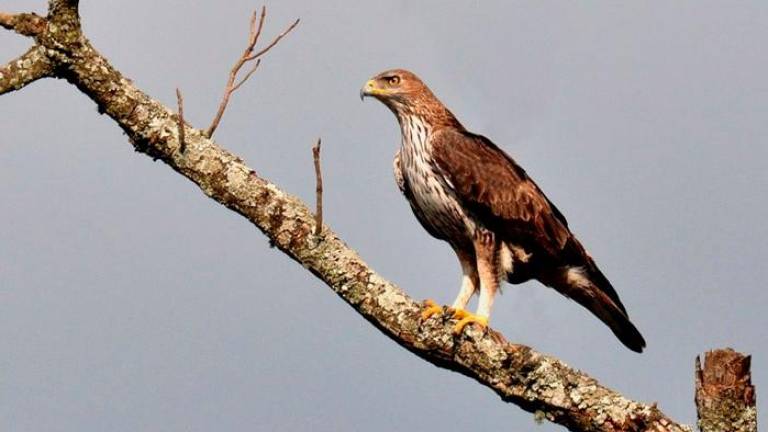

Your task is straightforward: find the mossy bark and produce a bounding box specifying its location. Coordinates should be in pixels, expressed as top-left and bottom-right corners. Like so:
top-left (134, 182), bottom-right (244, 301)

top-left (0, 45), bottom-right (52, 94)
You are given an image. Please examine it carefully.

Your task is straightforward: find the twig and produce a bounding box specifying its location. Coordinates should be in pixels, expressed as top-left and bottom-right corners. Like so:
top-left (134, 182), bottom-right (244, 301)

top-left (204, 7), bottom-right (300, 138)
top-left (0, 12), bottom-right (47, 37)
top-left (0, 11), bottom-right (12, 28)
top-left (231, 59), bottom-right (261, 92)
top-left (245, 18), bottom-right (301, 62)
top-left (176, 88), bottom-right (186, 153)
top-left (312, 138), bottom-right (323, 235)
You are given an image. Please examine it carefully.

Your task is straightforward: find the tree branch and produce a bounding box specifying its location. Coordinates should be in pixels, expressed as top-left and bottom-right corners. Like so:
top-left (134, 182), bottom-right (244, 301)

top-left (0, 45), bottom-right (54, 95)
top-left (3, 3), bottom-right (751, 432)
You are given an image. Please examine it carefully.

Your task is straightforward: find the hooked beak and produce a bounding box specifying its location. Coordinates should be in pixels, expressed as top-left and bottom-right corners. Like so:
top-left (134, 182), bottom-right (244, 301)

top-left (360, 79), bottom-right (385, 101)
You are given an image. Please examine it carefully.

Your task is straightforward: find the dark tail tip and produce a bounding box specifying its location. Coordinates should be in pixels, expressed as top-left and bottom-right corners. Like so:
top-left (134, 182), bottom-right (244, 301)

top-left (614, 318), bottom-right (646, 353)
top-left (581, 271), bottom-right (646, 352)
top-left (595, 295), bottom-right (646, 352)
top-left (580, 283), bottom-right (647, 352)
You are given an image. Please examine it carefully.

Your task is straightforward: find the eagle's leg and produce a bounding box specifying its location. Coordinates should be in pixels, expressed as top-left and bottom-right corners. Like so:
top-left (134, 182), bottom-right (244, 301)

top-left (422, 249), bottom-right (478, 321)
top-left (450, 249), bottom-right (479, 311)
top-left (454, 233), bottom-right (499, 334)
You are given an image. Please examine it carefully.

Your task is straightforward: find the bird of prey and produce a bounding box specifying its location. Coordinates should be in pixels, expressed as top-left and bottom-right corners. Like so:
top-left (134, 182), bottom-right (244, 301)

top-left (361, 69), bottom-right (646, 352)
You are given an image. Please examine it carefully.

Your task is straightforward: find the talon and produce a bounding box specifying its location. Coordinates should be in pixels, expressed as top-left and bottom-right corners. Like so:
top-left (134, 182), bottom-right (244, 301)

top-left (421, 299), bottom-right (444, 320)
top-left (451, 308), bottom-right (471, 320)
top-left (453, 313), bottom-right (489, 334)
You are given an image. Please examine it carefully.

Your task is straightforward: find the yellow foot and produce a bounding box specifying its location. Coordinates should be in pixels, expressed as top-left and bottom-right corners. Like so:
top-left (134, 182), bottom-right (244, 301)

top-left (452, 311), bottom-right (489, 334)
top-left (420, 299), bottom-right (444, 320)
top-left (451, 308), bottom-right (471, 320)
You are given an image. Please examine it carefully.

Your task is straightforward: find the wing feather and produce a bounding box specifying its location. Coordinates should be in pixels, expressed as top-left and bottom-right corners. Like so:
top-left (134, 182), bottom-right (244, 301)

top-left (430, 128), bottom-right (571, 257)
top-left (393, 149), bottom-right (406, 194)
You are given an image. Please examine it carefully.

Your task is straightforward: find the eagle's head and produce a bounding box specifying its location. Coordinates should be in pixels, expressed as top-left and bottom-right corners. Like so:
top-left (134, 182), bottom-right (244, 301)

top-left (361, 69), bottom-right (424, 99)
top-left (361, 69), bottom-right (434, 114)
top-left (361, 69), bottom-right (459, 127)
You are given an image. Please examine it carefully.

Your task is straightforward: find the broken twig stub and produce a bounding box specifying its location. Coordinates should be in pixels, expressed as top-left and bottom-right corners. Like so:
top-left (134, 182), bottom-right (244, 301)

top-left (312, 138), bottom-right (323, 235)
top-left (175, 88), bottom-right (186, 153)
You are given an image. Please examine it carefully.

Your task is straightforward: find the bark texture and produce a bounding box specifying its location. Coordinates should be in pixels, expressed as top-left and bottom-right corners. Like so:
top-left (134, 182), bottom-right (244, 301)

top-left (0, 11), bottom-right (46, 36)
top-left (695, 349), bottom-right (757, 432)
top-left (0, 3), bottom-right (754, 432)
top-left (0, 45), bottom-right (53, 95)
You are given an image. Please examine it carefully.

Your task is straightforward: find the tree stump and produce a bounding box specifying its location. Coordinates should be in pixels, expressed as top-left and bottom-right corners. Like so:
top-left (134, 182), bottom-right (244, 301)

top-left (695, 348), bottom-right (757, 432)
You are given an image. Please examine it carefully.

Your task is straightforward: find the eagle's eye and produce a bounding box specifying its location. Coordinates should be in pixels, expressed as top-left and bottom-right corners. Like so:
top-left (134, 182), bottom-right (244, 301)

top-left (388, 76), bottom-right (401, 86)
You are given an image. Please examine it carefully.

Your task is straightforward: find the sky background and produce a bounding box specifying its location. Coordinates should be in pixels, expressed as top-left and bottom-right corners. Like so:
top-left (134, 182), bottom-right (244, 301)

top-left (1, 1), bottom-right (766, 431)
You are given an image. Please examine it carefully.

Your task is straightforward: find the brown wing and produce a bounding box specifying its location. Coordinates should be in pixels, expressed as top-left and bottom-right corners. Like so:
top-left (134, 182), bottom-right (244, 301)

top-left (430, 128), bottom-right (572, 258)
top-left (430, 128), bottom-right (644, 350)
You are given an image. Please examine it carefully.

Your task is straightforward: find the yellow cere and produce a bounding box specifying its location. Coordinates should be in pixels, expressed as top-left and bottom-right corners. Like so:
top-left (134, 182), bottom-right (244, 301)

top-left (365, 80), bottom-right (389, 95)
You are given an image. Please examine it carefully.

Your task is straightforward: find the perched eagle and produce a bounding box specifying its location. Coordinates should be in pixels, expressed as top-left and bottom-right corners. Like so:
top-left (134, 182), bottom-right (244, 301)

top-left (361, 69), bottom-right (646, 352)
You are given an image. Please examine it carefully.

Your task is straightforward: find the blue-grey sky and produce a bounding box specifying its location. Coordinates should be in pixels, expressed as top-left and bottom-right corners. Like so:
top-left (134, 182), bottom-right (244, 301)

top-left (1, 1), bottom-right (766, 431)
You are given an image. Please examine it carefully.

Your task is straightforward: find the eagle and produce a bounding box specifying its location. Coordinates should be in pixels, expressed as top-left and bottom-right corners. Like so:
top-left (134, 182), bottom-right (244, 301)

top-left (361, 69), bottom-right (646, 352)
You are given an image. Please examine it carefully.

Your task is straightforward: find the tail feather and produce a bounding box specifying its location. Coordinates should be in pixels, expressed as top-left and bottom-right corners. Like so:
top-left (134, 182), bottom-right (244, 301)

top-left (551, 267), bottom-right (646, 353)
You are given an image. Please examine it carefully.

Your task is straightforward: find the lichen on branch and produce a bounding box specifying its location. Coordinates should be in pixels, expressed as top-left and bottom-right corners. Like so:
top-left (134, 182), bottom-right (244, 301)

top-left (0, 11), bottom-right (46, 37)
top-left (0, 45), bottom-right (53, 95)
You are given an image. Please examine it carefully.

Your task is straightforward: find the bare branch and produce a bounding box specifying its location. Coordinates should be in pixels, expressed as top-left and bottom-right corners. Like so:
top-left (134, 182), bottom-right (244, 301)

top-left (249, 5), bottom-right (266, 49)
top-left (231, 58), bottom-right (261, 92)
top-left (0, 45), bottom-right (54, 95)
top-left (0, 12), bottom-right (12, 29)
top-left (204, 7), bottom-right (299, 138)
top-left (204, 8), bottom-right (264, 138)
top-left (245, 18), bottom-right (301, 62)
top-left (312, 138), bottom-right (323, 235)
top-left (176, 88), bottom-right (187, 153)
top-left (0, 12), bottom-right (47, 37)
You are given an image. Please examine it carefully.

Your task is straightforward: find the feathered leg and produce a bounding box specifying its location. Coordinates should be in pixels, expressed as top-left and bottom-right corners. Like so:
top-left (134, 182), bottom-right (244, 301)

top-left (451, 249), bottom-right (479, 310)
top-left (454, 232), bottom-right (500, 333)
